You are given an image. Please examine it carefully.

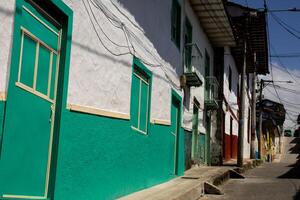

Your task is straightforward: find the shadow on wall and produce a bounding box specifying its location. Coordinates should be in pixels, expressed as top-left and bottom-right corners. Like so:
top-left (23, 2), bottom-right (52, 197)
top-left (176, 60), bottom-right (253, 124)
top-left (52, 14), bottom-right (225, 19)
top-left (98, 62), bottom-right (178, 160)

top-left (118, 0), bottom-right (182, 75)
top-left (278, 137), bottom-right (300, 179)
top-left (72, 40), bottom-right (170, 83)
top-left (0, 6), bottom-right (14, 16)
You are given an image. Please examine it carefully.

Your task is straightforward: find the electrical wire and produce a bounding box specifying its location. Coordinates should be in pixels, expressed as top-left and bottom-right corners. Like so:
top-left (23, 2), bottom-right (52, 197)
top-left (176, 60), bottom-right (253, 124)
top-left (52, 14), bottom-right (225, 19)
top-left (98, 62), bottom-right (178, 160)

top-left (270, 44), bottom-right (300, 84)
top-left (272, 64), bottom-right (300, 79)
top-left (264, 1), bottom-right (297, 124)
top-left (271, 12), bottom-right (300, 35)
top-left (84, 0), bottom-right (182, 90)
top-left (109, 0), bottom-right (144, 32)
top-left (87, 0), bottom-right (129, 48)
top-left (270, 53), bottom-right (300, 58)
top-left (265, 87), bottom-right (300, 106)
top-left (82, 0), bottom-right (131, 56)
top-left (272, 85), bottom-right (300, 95)
top-left (271, 12), bottom-right (300, 40)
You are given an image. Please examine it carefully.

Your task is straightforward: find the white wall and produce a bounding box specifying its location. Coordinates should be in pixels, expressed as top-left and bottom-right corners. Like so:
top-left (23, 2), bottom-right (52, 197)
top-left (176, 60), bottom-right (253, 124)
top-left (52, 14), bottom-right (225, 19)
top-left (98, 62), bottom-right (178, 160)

top-left (243, 97), bottom-right (251, 159)
top-left (223, 47), bottom-right (254, 158)
top-left (182, 1), bottom-right (214, 133)
top-left (63, 0), bottom-right (214, 131)
top-left (63, 0), bottom-right (185, 123)
top-left (243, 73), bottom-right (254, 159)
top-left (1, 0), bottom-right (214, 131)
top-left (0, 0), bottom-right (15, 97)
top-left (223, 47), bottom-right (239, 136)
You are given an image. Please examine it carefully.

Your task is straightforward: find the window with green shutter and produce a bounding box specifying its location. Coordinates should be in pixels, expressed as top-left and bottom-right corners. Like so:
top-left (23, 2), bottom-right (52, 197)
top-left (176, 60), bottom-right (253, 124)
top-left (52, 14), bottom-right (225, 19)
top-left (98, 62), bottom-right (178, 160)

top-left (131, 58), bottom-right (152, 135)
top-left (171, 0), bottom-right (181, 48)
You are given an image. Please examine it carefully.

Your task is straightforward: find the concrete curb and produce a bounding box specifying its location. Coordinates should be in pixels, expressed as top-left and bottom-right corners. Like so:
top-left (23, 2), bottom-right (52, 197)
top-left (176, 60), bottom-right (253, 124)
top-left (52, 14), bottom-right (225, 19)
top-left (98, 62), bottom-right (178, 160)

top-left (119, 160), bottom-right (264, 200)
top-left (171, 160), bottom-right (264, 199)
top-left (202, 159), bottom-right (264, 197)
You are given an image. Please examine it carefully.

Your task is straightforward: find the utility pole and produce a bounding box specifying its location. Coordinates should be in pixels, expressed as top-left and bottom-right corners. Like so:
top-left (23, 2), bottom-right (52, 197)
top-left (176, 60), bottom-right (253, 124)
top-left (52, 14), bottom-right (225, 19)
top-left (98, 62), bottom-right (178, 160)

top-left (257, 79), bottom-right (292, 159)
top-left (258, 79), bottom-right (264, 159)
top-left (250, 53), bottom-right (257, 159)
top-left (237, 31), bottom-right (247, 167)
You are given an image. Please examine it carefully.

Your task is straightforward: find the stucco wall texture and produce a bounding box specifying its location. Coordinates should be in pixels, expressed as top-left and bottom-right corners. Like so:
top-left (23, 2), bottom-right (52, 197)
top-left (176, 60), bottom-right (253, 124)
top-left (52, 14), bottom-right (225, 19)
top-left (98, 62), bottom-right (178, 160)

top-left (0, 0), bottom-right (15, 94)
top-left (65, 0), bottom-right (179, 124)
top-left (63, 0), bottom-right (213, 132)
top-left (0, 0), bottom-right (212, 131)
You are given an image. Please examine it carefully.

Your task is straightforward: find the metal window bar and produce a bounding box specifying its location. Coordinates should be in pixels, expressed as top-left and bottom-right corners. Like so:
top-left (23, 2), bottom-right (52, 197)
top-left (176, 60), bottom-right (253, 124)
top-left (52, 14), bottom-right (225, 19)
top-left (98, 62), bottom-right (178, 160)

top-left (184, 43), bottom-right (202, 73)
top-left (205, 76), bottom-right (219, 102)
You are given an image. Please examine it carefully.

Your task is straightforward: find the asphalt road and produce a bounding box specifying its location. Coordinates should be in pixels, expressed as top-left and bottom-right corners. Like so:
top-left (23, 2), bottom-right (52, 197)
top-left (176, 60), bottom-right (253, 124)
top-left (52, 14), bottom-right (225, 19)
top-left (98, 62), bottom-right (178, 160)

top-left (203, 137), bottom-right (300, 200)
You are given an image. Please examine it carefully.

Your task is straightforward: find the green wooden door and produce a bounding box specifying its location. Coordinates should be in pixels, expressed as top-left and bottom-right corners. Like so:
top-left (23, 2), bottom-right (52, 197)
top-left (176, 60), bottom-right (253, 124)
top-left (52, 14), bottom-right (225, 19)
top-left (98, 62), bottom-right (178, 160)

top-left (0, 1), bottom-right (61, 198)
top-left (191, 101), bottom-right (199, 162)
top-left (206, 113), bottom-right (211, 165)
top-left (171, 95), bottom-right (180, 175)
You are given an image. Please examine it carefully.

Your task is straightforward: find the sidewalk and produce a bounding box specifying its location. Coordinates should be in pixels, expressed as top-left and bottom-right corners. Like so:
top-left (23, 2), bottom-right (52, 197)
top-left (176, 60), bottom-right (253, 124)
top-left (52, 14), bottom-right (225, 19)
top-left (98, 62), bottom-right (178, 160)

top-left (119, 160), bottom-right (260, 200)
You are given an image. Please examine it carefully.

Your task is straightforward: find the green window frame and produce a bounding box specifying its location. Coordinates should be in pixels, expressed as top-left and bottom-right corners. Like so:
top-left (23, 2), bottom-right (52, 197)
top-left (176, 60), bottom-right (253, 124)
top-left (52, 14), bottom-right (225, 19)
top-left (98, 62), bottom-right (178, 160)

top-left (184, 18), bottom-right (192, 71)
top-left (171, 0), bottom-right (181, 48)
top-left (130, 58), bottom-right (152, 135)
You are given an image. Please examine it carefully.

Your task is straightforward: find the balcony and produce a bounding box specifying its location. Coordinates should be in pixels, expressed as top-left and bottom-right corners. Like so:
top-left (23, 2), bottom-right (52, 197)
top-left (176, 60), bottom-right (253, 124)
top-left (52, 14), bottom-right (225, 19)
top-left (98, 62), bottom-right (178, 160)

top-left (205, 76), bottom-right (219, 110)
top-left (183, 43), bottom-right (203, 87)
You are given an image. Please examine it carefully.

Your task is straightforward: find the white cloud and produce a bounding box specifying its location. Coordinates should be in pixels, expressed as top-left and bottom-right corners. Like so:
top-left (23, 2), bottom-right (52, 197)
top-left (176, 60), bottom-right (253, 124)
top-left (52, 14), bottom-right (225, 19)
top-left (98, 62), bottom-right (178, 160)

top-left (259, 62), bottom-right (300, 131)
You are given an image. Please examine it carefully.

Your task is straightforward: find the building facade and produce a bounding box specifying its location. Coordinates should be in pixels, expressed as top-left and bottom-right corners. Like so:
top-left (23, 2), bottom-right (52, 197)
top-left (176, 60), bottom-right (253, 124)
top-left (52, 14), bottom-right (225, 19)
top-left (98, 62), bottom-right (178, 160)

top-left (0, 0), bottom-right (234, 199)
top-left (0, 0), bottom-right (269, 199)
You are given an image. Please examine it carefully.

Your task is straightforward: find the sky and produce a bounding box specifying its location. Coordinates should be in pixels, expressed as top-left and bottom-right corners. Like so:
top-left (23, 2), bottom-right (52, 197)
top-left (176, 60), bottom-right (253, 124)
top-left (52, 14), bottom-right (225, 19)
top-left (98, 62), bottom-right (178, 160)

top-left (231, 0), bottom-right (300, 130)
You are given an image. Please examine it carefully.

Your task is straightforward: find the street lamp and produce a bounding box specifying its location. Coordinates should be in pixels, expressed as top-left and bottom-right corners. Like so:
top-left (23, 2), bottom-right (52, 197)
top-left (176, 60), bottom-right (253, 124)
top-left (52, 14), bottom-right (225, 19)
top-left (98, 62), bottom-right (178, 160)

top-left (257, 79), bottom-right (293, 160)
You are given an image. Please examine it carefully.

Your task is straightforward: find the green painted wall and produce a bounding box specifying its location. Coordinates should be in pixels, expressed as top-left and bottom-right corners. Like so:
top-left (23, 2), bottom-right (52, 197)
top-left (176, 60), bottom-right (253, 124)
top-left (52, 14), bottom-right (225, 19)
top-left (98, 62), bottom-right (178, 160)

top-left (0, 0), bottom-right (186, 199)
top-left (54, 111), bottom-right (185, 199)
top-left (0, 101), bottom-right (5, 147)
top-left (199, 133), bottom-right (206, 164)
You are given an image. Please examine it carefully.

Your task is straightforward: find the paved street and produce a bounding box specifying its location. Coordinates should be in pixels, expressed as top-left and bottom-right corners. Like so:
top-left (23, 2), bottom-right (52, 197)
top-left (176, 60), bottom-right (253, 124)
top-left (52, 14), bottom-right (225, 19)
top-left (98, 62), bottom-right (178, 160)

top-left (203, 137), bottom-right (300, 200)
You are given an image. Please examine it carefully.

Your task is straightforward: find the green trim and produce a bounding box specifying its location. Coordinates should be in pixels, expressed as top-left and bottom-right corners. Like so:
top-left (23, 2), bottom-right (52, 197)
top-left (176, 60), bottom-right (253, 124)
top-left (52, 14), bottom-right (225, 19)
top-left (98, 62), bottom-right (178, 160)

top-left (133, 57), bottom-right (152, 78)
top-left (171, 88), bottom-right (183, 175)
top-left (130, 57), bottom-right (152, 135)
top-left (191, 100), bottom-right (199, 161)
top-left (171, 0), bottom-right (181, 49)
top-left (205, 113), bottom-right (211, 166)
top-left (46, 0), bottom-right (73, 199)
top-left (171, 89), bottom-right (182, 105)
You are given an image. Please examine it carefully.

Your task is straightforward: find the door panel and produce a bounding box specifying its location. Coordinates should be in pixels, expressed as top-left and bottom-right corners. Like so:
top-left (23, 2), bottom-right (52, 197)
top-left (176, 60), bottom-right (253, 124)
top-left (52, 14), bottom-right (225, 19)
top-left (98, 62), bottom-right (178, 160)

top-left (171, 96), bottom-right (180, 175)
top-left (191, 103), bottom-right (199, 162)
top-left (0, 1), bottom-right (60, 197)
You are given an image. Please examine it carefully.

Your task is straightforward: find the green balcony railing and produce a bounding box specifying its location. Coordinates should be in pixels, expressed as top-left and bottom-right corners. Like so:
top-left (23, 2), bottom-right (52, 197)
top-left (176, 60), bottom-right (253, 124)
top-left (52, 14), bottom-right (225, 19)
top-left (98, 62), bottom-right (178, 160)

top-left (183, 43), bottom-right (203, 87)
top-left (205, 76), bottom-right (219, 109)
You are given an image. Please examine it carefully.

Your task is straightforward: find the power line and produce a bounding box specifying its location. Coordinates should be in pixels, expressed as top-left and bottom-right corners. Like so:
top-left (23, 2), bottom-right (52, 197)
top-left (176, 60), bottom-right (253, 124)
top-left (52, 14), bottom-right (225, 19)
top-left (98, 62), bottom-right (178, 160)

top-left (265, 87), bottom-right (300, 106)
top-left (82, 0), bottom-right (131, 56)
top-left (264, 1), bottom-right (298, 124)
top-left (83, 0), bottom-right (183, 90)
top-left (270, 53), bottom-right (300, 58)
top-left (272, 64), bottom-right (300, 79)
top-left (271, 12), bottom-right (300, 40)
top-left (270, 44), bottom-right (300, 84)
top-left (271, 13), bottom-right (300, 35)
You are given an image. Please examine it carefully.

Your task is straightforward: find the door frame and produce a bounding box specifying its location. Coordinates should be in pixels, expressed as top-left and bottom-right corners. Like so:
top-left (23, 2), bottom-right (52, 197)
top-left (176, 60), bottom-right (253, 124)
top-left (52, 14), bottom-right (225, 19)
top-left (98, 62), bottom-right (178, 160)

top-left (191, 98), bottom-right (200, 162)
top-left (171, 89), bottom-right (182, 175)
top-left (2, 0), bottom-right (73, 199)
